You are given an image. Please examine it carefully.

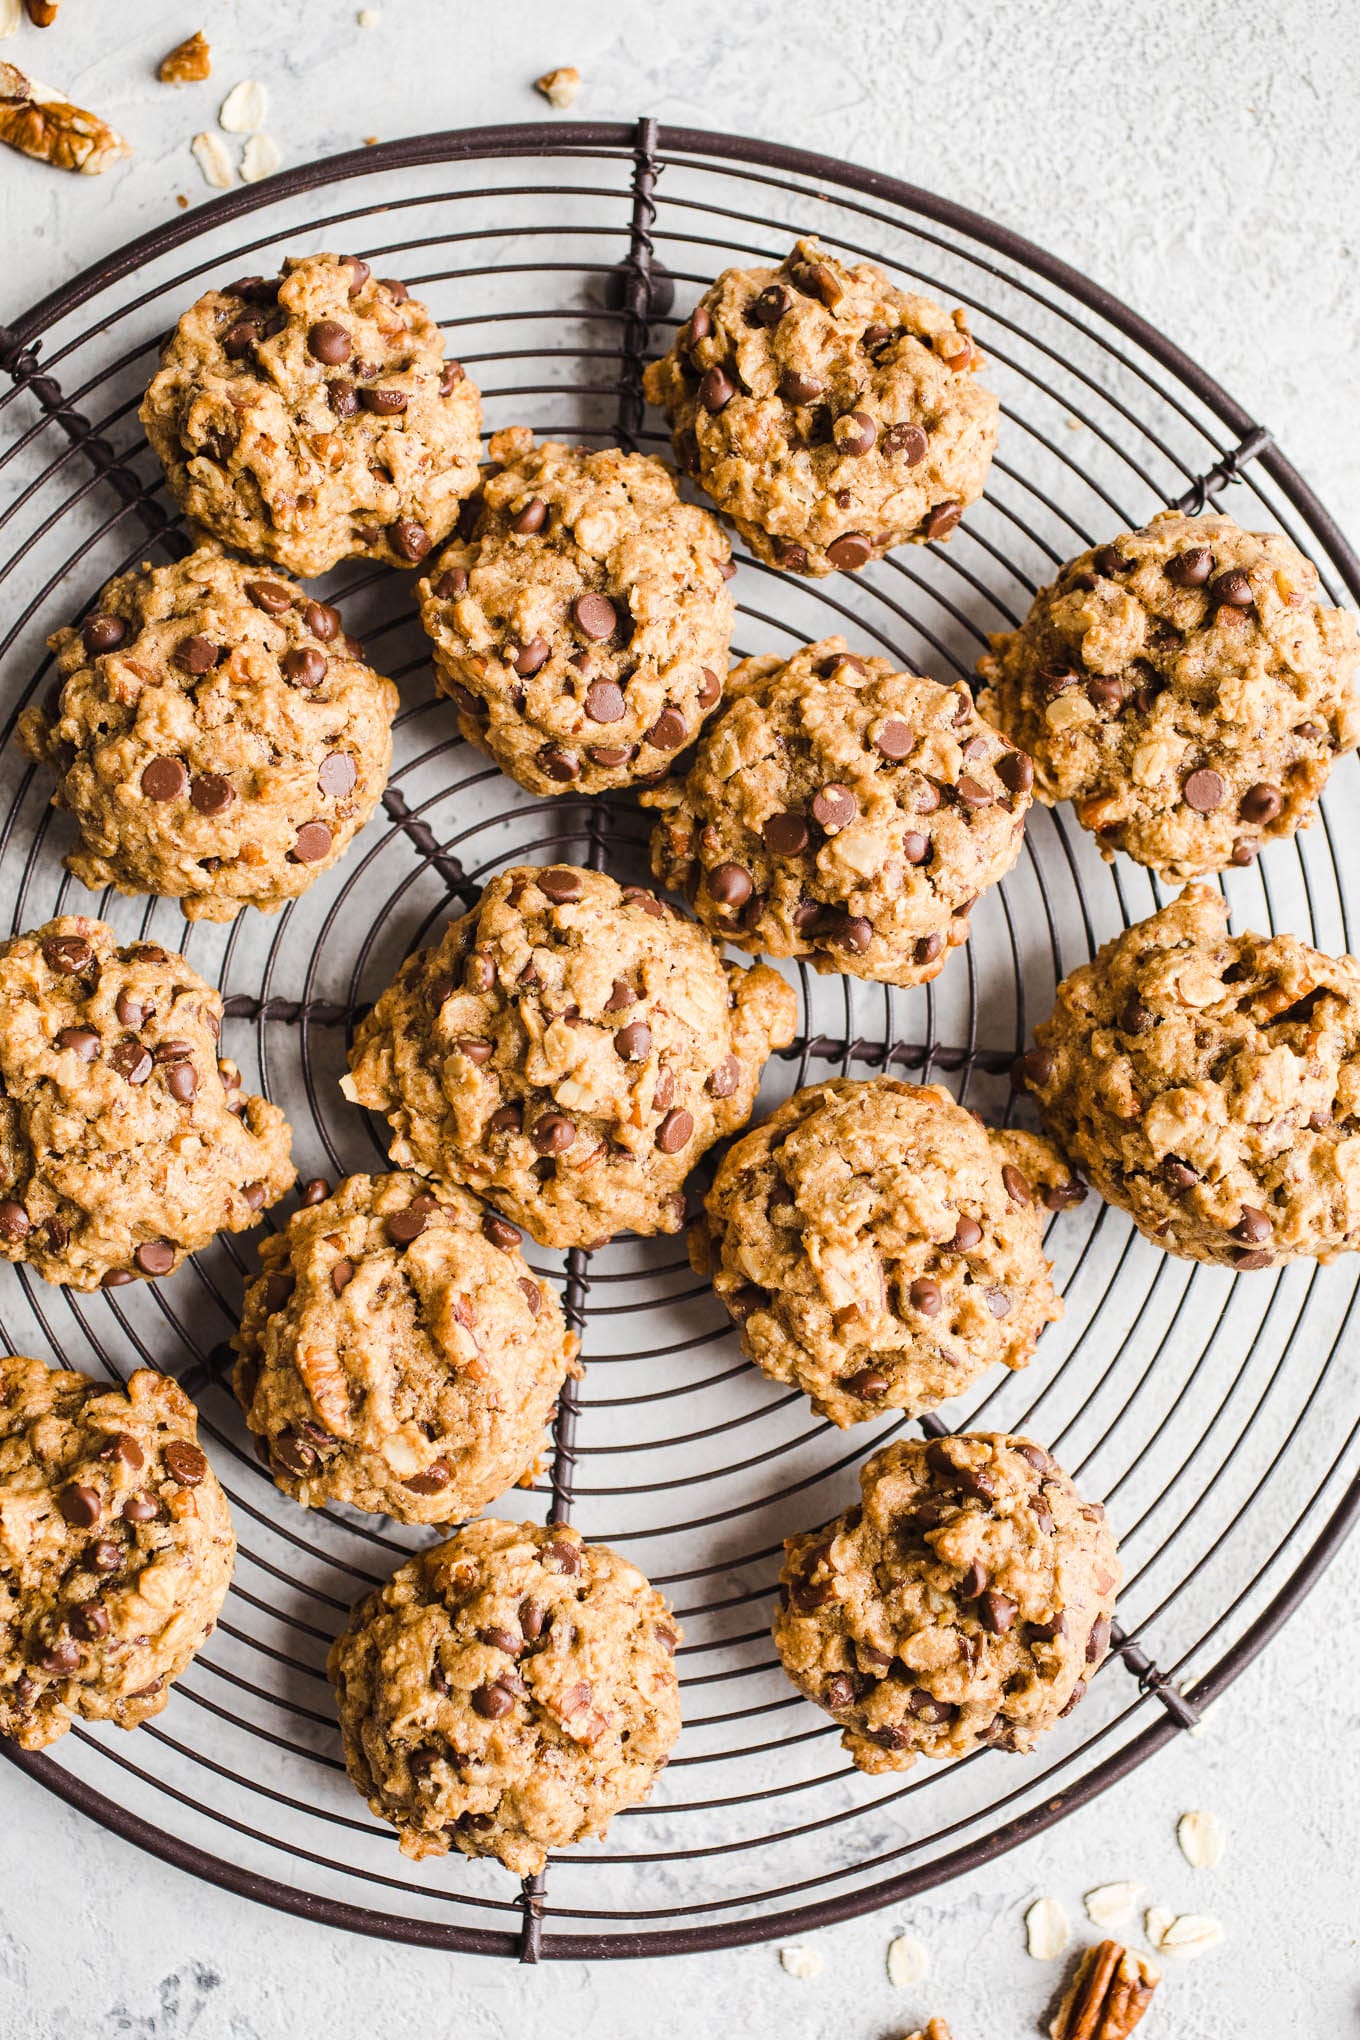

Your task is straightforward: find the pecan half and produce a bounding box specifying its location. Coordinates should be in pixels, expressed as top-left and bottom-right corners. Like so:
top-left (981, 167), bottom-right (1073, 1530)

top-left (0, 59), bottom-right (130, 173)
top-left (158, 31), bottom-right (212, 84)
top-left (1050, 1939), bottom-right (1160, 2040)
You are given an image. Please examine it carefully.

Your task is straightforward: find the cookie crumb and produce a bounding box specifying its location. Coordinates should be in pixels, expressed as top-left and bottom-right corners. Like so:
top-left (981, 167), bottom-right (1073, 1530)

top-left (175, 191), bottom-right (189, 209)
top-left (886, 1932), bottom-right (930, 1986)
top-left (779, 1945), bottom-right (823, 1980)
top-left (535, 64), bottom-right (581, 109)
top-left (158, 31), bottom-right (212, 84)
top-left (1025, 1896), bottom-right (1071, 1961)
top-left (1176, 1809), bottom-right (1224, 1868)
top-left (219, 78), bottom-right (267, 133)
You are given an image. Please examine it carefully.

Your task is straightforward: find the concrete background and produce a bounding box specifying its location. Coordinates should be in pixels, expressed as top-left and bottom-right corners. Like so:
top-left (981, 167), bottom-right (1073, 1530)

top-left (1, 1), bottom-right (1358, 2034)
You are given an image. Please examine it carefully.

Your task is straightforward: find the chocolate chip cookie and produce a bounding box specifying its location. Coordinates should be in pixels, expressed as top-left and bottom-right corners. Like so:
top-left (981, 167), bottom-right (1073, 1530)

top-left (698, 1080), bottom-right (1074, 1425)
top-left (141, 253), bottom-right (482, 577)
top-left (343, 864), bottom-right (798, 1249)
top-left (328, 1517), bottom-right (681, 1874)
top-left (417, 428), bottom-right (735, 796)
top-left (20, 546), bottom-right (398, 921)
top-left (773, 1432), bottom-right (1118, 1773)
top-left (234, 1173), bottom-right (579, 1523)
top-left (0, 917), bottom-right (293, 1289)
top-left (976, 511), bottom-right (1360, 879)
top-left (0, 1355), bottom-right (235, 1751)
top-left (642, 237), bottom-right (998, 576)
top-left (644, 637), bottom-right (1032, 984)
top-left (1016, 884), bottom-right (1360, 1267)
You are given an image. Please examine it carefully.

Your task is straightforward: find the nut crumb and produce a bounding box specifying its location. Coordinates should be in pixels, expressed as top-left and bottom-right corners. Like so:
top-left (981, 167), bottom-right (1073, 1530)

top-left (362, 133), bottom-right (379, 146)
top-left (0, 59), bottom-right (131, 173)
top-left (1083, 1883), bottom-right (1140, 1928)
top-left (219, 77), bottom-right (267, 133)
top-left (535, 64), bottom-right (580, 109)
top-left (779, 1945), bottom-right (823, 1980)
top-left (175, 191), bottom-right (189, 209)
top-left (190, 128), bottom-right (232, 189)
top-left (24, 0), bottom-right (58, 24)
top-left (1145, 1908), bottom-right (1223, 1960)
top-left (1049, 1939), bottom-right (1160, 2039)
top-left (240, 131), bottom-right (281, 183)
top-left (886, 1931), bottom-right (930, 1987)
top-left (158, 32), bottom-right (212, 85)
top-left (1025, 1895), bottom-right (1071, 1961)
top-left (1176, 1809), bottom-right (1224, 1869)
top-left (903, 2022), bottom-right (953, 2040)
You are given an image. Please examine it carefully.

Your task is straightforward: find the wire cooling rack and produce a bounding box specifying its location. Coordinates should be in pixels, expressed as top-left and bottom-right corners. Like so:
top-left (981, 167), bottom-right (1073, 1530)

top-left (1, 119), bottom-right (1359, 1961)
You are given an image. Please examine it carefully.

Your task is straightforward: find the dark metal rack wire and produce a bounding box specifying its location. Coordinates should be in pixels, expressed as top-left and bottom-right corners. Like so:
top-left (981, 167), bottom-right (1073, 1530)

top-left (1, 118), bottom-right (1359, 1961)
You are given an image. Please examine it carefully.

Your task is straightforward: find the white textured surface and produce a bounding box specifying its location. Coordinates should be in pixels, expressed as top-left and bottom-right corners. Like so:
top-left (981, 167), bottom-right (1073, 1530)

top-left (2, 2), bottom-right (1358, 2034)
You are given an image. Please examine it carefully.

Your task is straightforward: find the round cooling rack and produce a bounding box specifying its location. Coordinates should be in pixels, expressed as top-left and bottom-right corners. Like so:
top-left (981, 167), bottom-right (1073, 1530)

top-left (2, 118), bottom-right (1360, 1962)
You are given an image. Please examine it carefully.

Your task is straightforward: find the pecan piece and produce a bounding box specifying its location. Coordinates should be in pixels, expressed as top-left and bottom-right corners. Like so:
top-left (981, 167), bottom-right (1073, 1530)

top-left (904, 2023), bottom-right (954, 2040)
top-left (0, 60), bottom-right (131, 173)
top-left (158, 31), bottom-right (212, 84)
top-left (1049, 1939), bottom-right (1160, 2040)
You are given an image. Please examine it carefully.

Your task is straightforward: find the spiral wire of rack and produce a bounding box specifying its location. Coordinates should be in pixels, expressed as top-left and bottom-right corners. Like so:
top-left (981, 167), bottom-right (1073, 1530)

top-left (0, 118), bottom-right (1358, 1959)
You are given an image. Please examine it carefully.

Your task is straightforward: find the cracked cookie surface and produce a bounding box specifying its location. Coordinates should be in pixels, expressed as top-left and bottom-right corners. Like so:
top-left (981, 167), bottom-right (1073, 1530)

top-left (328, 1517), bottom-right (681, 1875)
top-left (0, 916), bottom-right (293, 1289)
top-left (773, 1432), bottom-right (1118, 1772)
top-left (1017, 885), bottom-right (1360, 1267)
top-left (642, 237), bottom-right (997, 576)
top-left (0, 1356), bottom-right (235, 1751)
top-left (234, 1172), bottom-right (578, 1523)
top-left (698, 1079), bottom-right (1073, 1425)
top-left (418, 428), bottom-right (734, 796)
top-left (141, 253), bottom-right (482, 577)
top-left (343, 864), bottom-right (798, 1249)
top-left (977, 511), bottom-right (1360, 879)
top-left (645, 636), bottom-right (1032, 984)
top-left (21, 545), bottom-right (397, 921)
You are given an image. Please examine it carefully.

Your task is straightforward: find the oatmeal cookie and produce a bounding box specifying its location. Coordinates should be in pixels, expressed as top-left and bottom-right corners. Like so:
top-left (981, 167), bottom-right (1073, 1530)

top-left (141, 253), bottom-right (482, 577)
top-left (773, 1432), bottom-right (1118, 1772)
top-left (418, 428), bottom-right (735, 796)
top-left (642, 237), bottom-right (998, 576)
top-left (328, 1517), bottom-right (681, 1874)
top-left (20, 545), bottom-right (397, 921)
top-left (0, 1356), bottom-right (235, 1751)
top-left (0, 916), bottom-right (293, 1289)
top-left (1016, 884), bottom-right (1360, 1267)
top-left (976, 511), bottom-right (1360, 879)
top-left (644, 636), bottom-right (1032, 984)
top-left (698, 1080), bottom-right (1074, 1425)
top-left (234, 1173), bottom-right (578, 1523)
top-left (343, 864), bottom-right (798, 1249)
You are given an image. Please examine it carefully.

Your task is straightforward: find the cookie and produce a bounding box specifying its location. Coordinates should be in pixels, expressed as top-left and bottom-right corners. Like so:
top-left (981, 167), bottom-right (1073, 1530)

top-left (773, 1432), bottom-right (1119, 1773)
top-left (20, 546), bottom-right (398, 922)
top-left (0, 1356), bottom-right (235, 1751)
top-left (1016, 884), bottom-right (1360, 1267)
top-left (141, 253), bottom-right (482, 577)
top-left (343, 864), bottom-right (798, 1249)
top-left (698, 1079), bottom-right (1073, 1425)
top-left (644, 636), bottom-right (1032, 984)
top-left (641, 237), bottom-right (998, 576)
top-left (328, 1517), bottom-right (681, 1874)
top-left (417, 428), bottom-right (735, 796)
top-left (234, 1173), bottom-right (579, 1523)
top-left (0, 917), bottom-right (293, 1289)
top-left (976, 511), bottom-right (1360, 879)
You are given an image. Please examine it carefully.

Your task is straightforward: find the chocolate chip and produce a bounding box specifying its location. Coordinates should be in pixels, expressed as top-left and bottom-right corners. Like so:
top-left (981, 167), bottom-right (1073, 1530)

top-left (571, 591), bottom-right (618, 641)
top-left (404, 1461), bottom-right (452, 1496)
top-left (283, 645), bottom-right (328, 692)
top-left (383, 1203), bottom-right (430, 1245)
top-left (1165, 546), bottom-right (1214, 588)
top-left (140, 755), bottom-right (188, 803)
top-left (307, 319), bottom-right (352, 365)
top-left (656, 1109), bottom-right (694, 1153)
top-left (109, 1039), bottom-right (153, 1085)
top-left (0, 1201), bottom-right (30, 1242)
top-left (538, 866), bottom-right (583, 903)
top-left (772, 537), bottom-right (810, 573)
top-left (761, 810), bottom-right (810, 857)
top-left (1209, 568), bottom-right (1254, 608)
top-left (327, 378), bottom-right (358, 417)
top-left (845, 1366), bottom-right (889, 1399)
top-left (1002, 1163), bottom-right (1032, 1206)
top-left (922, 500), bottom-right (962, 541)
top-left (509, 635), bottom-right (549, 680)
top-left (454, 1037), bottom-right (492, 1065)
top-left (488, 1104), bottom-right (522, 1136)
top-left (603, 977), bottom-right (638, 1013)
top-left (263, 1272), bottom-right (295, 1314)
top-left (700, 366), bottom-right (737, 412)
top-left (134, 1240), bottom-right (176, 1277)
top-left (898, 829), bottom-right (929, 866)
top-left (1087, 674), bottom-right (1126, 712)
top-left (1235, 1205), bottom-right (1273, 1245)
top-left (914, 931), bottom-right (944, 966)
top-left (881, 421), bottom-right (929, 464)
top-left (811, 783), bottom-right (857, 831)
top-left (531, 1114), bottom-right (576, 1155)
top-left (387, 519), bottom-right (431, 562)
top-left (831, 913), bottom-right (873, 954)
top-left (707, 862), bottom-right (753, 909)
top-left (824, 1672), bottom-right (856, 1710)
top-left (908, 1276), bottom-right (942, 1316)
top-left (82, 613), bottom-right (127, 654)
top-left (707, 1055), bottom-right (740, 1099)
top-left (472, 1212), bottom-right (518, 1254)
top-left (174, 633), bottom-right (219, 676)
top-left (1235, 1246), bottom-right (1273, 1270)
top-left (331, 1258), bottom-right (355, 1296)
top-left (541, 1536), bottom-right (581, 1575)
top-left (292, 822), bottom-right (332, 864)
top-left (54, 1027), bottom-right (100, 1061)
top-left (827, 531), bottom-right (872, 572)
top-left (581, 677), bottom-right (626, 726)
top-left (1183, 767), bottom-right (1226, 812)
top-left (518, 1277), bottom-right (542, 1315)
top-left (985, 1287), bottom-right (1011, 1317)
top-left (358, 385), bottom-right (408, 417)
top-left (836, 410), bottom-right (877, 456)
top-left (1086, 1614), bottom-right (1111, 1665)
top-left (951, 1215), bottom-right (983, 1253)
top-left (91, 1540), bottom-right (123, 1574)
top-left (190, 772), bottom-right (234, 815)
top-left (1239, 782), bottom-right (1283, 823)
top-left (996, 750), bottom-right (1035, 795)
top-left (644, 707), bottom-right (687, 749)
top-left (222, 319), bottom-right (262, 361)
top-left (121, 1492), bottom-right (158, 1523)
top-left (164, 1062), bottom-right (197, 1103)
top-left (873, 719), bottom-right (914, 761)
top-left (340, 254), bottom-right (370, 295)
top-left (955, 775), bottom-right (993, 808)
top-left (613, 1021), bottom-right (651, 1062)
top-left (536, 745), bottom-right (580, 783)
top-left (58, 1482), bottom-right (101, 1528)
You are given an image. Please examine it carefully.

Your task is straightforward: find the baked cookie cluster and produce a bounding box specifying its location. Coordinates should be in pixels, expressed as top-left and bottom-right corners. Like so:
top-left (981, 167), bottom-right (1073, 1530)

top-left (643, 236), bottom-right (998, 575)
top-left (418, 428), bottom-right (735, 796)
top-left (645, 636), bottom-right (1032, 985)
